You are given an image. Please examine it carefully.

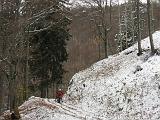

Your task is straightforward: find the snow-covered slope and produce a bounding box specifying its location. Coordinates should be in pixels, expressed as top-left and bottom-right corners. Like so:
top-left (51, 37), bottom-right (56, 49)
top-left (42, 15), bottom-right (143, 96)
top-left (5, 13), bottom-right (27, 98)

top-left (2, 31), bottom-right (160, 120)
top-left (65, 31), bottom-right (160, 120)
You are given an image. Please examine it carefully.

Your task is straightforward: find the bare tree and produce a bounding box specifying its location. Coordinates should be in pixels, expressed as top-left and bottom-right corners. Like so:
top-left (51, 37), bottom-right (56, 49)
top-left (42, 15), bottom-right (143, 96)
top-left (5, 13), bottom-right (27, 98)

top-left (147, 0), bottom-right (155, 54)
top-left (117, 0), bottom-right (123, 51)
top-left (81, 0), bottom-right (112, 58)
top-left (136, 0), bottom-right (142, 55)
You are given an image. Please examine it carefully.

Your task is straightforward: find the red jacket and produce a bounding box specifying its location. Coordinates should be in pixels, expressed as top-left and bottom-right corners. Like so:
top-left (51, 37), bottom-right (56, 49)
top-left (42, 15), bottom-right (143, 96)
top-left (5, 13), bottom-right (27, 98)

top-left (56, 90), bottom-right (64, 98)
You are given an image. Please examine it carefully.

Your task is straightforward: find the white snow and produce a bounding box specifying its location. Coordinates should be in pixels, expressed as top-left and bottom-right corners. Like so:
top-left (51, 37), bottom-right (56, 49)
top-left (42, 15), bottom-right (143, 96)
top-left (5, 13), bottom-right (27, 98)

top-left (2, 31), bottom-right (160, 120)
top-left (65, 31), bottom-right (160, 120)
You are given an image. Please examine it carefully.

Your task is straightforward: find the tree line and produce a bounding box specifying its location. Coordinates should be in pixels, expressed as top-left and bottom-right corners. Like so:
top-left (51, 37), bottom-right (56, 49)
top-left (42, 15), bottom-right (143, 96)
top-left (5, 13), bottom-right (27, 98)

top-left (74, 0), bottom-right (159, 57)
top-left (0, 0), bottom-right (71, 114)
top-left (65, 0), bottom-right (160, 80)
top-left (64, 0), bottom-right (160, 84)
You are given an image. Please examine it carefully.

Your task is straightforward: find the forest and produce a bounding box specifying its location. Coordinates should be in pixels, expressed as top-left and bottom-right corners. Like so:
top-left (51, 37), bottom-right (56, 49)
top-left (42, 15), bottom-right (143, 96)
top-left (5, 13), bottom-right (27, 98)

top-left (0, 0), bottom-right (160, 119)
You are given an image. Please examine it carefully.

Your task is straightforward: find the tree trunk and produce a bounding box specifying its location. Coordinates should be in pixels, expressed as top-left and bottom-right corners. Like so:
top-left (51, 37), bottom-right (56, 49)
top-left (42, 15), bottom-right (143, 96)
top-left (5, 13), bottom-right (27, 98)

top-left (104, 37), bottom-right (108, 58)
top-left (137, 0), bottom-right (142, 55)
top-left (9, 64), bottom-right (17, 112)
top-left (0, 75), bottom-right (3, 113)
top-left (118, 0), bottom-right (123, 51)
top-left (23, 32), bottom-right (30, 101)
top-left (125, 0), bottom-right (128, 49)
top-left (147, 0), bottom-right (155, 54)
top-left (131, 0), bottom-right (135, 43)
top-left (41, 83), bottom-right (46, 98)
top-left (98, 42), bottom-right (101, 60)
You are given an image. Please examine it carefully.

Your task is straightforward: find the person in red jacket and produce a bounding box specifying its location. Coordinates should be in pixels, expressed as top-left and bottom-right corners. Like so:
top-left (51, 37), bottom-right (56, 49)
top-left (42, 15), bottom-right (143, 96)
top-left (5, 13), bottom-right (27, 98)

top-left (56, 88), bottom-right (64, 103)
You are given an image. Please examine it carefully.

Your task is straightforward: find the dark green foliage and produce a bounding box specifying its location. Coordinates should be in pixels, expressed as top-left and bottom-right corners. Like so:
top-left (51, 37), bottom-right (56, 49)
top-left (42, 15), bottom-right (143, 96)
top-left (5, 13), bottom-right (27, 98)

top-left (28, 6), bottom-right (71, 97)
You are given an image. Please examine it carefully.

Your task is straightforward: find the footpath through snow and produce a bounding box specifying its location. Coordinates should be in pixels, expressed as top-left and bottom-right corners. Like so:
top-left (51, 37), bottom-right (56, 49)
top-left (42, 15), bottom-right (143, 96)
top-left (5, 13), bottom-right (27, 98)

top-left (1, 31), bottom-right (160, 120)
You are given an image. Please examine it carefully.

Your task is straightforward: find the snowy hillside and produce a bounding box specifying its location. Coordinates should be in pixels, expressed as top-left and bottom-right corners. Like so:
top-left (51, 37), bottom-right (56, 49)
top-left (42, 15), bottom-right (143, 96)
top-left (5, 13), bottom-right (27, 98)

top-left (1, 31), bottom-right (160, 120)
top-left (65, 31), bottom-right (160, 120)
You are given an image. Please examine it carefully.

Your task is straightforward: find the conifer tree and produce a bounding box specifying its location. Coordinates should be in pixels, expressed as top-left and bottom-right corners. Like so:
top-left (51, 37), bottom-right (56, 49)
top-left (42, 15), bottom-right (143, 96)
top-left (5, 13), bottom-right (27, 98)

top-left (24, 0), bottom-right (71, 97)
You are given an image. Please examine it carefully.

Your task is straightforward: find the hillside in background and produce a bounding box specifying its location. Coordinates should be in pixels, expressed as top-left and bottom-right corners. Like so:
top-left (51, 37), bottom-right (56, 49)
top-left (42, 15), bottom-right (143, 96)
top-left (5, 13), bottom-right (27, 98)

top-left (63, 3), bottom-right (160, 89)
top-left (1, 31), bottom-right (160, 120)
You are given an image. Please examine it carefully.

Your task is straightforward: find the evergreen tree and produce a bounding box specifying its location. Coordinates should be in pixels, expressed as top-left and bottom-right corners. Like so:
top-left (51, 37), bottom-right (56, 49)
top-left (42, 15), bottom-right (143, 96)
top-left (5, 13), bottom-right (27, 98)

top-left (25, 0), bottom-right (71, 97)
